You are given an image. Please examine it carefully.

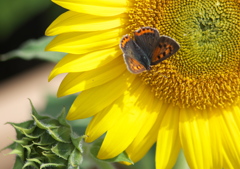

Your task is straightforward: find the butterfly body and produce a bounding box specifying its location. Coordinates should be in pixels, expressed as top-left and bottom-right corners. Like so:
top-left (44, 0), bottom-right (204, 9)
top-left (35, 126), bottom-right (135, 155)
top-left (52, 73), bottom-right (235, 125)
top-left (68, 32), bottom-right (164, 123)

top-left (120, 27), bottom-right (180, 74)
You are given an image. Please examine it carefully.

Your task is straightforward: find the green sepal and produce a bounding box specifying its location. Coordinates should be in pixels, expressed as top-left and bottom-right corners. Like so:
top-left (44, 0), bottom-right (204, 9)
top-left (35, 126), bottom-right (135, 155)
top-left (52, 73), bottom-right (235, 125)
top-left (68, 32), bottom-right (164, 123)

top-left (8, 143), bottom-right (24, 160)
top-left (52, 142), bottom-right (75, 160)
top-left (14, 137), bottom-right (31, 145)
top-left (90, 139), bottom-right (134, 164)
top-left (71, 133), bottom-right (85, 152)
top-left (57, 107), bottom-right (71, 127)
top-left (22, 143), bottom-right (33, 158)
top-left (4, 142), bottom-right (18, 151)
top-left (24, 127), bottom-right (45, 139)
top-left (40, 163), bottom-right (66, 169)
top-left (41, 151), bottom-right (63, 163)
top-left (36, 132), bottom-right (56, 145)
top-left (30, 99), bottom-right (46, 120)
top-left (23, 160), bottom-right (39, 169)
top-left (32, 115), bottom-right (59, 130)
top-left (12, 156), bottom-right (25, 169)
top-left (8, 122), bottom-right (35, 135)
top-left (7, 121), bottom-right (33, 139)
top-left (47, 126), bottom-right (71, 143)
top-left (26, 158), bottom-right (42, 164)
top-left (68, 148), bottom-right (83, 169)
top-left (37, 145), bottom-right (51, 151)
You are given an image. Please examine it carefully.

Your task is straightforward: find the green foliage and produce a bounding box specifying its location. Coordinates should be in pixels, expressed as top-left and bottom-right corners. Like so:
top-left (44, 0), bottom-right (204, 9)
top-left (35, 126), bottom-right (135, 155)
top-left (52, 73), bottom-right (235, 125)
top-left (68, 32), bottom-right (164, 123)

top-left (0, 0), bottom-right (51, 41)
top-left (0, 37), bottom-right (66, 63)
top-left (4, 100), bottom-right (84, 169)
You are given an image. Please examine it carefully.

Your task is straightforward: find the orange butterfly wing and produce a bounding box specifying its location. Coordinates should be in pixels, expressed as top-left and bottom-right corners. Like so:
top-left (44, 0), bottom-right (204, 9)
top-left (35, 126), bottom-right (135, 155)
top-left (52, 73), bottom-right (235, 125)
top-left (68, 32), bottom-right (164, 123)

top-left (120, 34), bottom-right (149, 74)
top-left (151, 36), bottom-right (180, 65)
top-left (124, 56), bottom-right (146, 74)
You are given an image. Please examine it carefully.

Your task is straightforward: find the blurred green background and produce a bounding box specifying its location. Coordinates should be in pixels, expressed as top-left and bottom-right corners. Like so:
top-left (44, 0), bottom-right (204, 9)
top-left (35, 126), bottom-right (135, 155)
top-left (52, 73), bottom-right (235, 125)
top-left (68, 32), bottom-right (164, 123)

top-left (0, 0), bottom-right (65, 81)
top-left (0, 0), bottom-right (188, 168)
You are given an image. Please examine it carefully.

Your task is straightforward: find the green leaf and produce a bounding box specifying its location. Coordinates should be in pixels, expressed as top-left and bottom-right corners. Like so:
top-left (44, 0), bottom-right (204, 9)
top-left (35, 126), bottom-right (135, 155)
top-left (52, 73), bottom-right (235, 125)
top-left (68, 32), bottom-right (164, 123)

top-left (68, 148), bottom-right (83, 169)
top-left (90, 139), bottom-right (133, 164)
top-left (51, 142), bottom-right (74, 160)
top-left (0, 36), bottom-right (65, 62)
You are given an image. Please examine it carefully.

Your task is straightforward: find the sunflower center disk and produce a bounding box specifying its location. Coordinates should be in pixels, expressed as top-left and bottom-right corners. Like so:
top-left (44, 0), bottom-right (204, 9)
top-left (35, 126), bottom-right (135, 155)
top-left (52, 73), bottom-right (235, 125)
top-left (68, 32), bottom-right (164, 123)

top-left (128, 0), bottom-right (240, 109)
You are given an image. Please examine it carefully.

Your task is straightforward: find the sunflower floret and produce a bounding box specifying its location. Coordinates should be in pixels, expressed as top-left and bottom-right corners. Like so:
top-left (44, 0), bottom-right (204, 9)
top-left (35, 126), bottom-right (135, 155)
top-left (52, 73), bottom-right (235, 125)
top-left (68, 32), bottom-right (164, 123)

top-left (3, 101), bottom-right (84, 169)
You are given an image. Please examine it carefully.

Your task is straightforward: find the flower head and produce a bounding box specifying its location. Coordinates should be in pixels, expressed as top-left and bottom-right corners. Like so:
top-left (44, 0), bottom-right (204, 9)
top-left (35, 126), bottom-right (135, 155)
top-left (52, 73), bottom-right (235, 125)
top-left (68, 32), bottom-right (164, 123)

top-left (46, 0), bottom-right (240, 168)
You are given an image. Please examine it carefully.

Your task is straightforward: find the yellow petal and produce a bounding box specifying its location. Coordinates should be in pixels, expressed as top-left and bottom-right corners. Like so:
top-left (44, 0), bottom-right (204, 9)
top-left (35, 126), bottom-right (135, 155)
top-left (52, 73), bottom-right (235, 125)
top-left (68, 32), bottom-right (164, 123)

top-left (85, 99), bottom-right (126, 143)
top-left (125, 98), bottom-right (166, 163)
top-left (52, 0), bottom-right (129, 16)
top-left (156, 105), bottom-right (181, 169)
top-left (49, 47), bottom-right (122, 80)
top-left (96, 82), bottom-right (155, 159)
top-left (57, 57), bottom-right (126, 96)
top-left (46, 11), bottom-right (127, 36)
top-left (46, 29), bottom-right (124, 54)
top-left (179, 108), bottom-right (213, 169)
top-left (208, 111), bottom-right (223, 168)
top-left (221, 106), bottom-right (240, 168)
top-left (52, 0), bottom-right (128, 7)
top-left (66, 72), bottom-right (135, 120)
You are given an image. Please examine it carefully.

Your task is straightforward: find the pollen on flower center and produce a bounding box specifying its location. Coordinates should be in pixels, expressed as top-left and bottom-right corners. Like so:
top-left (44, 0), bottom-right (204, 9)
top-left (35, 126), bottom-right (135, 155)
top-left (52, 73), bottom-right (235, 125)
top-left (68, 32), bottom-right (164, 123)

top-left (127, 0), bottom-right (240, 109)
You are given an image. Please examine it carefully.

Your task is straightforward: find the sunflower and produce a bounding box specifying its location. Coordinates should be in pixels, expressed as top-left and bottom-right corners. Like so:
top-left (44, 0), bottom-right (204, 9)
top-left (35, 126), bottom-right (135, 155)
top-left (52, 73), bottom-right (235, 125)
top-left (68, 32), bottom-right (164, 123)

top-left (46, 0), bottom-right (240, 168)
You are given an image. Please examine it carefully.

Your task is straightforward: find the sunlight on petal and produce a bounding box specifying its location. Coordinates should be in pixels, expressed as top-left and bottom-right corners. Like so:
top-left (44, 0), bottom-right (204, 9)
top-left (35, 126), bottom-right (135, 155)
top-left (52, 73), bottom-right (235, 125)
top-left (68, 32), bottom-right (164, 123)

top-left (67, 72), bottom-right (135, 120)
top-left (58, 57), bottom-right (126, 96)
top-left (96, 82), bottom-right (155, 159)
top-left (126, 99), bottom-right (167, 163)
top-left (156, 105), bottom-right (181, 169)
top-left (46, 29), bottom-right (124, 54)
top-left (221, 106), bottom-right (240, 168)
top-left (52, 0), bottom-right (129, 16)
top-left (179, 108), bottom-right (213, 169)
top-left (46, 11), bottom-right (127, 35)
top-left (49, 47), bottom-right (122, 80)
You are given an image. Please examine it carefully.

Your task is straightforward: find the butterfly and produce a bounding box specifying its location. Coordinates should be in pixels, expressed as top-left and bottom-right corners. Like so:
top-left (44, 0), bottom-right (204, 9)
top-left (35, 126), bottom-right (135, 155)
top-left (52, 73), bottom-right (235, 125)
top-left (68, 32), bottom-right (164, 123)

top-left (119, 27), bottom-right (180, 74)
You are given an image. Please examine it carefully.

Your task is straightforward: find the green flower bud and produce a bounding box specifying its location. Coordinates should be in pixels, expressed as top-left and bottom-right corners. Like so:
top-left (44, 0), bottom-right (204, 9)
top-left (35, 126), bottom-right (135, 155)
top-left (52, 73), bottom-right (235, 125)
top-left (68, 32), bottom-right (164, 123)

top-left (4, 101), bottom-right (84, 169)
